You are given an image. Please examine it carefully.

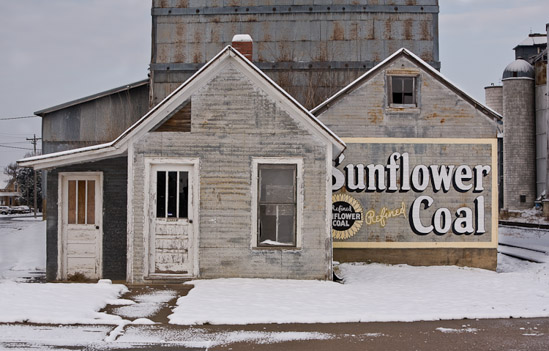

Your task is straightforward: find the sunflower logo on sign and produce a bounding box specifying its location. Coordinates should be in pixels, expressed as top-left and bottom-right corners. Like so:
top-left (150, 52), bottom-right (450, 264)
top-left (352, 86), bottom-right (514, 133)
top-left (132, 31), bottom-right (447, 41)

top-left (332, 193), bottom-right (364, 240)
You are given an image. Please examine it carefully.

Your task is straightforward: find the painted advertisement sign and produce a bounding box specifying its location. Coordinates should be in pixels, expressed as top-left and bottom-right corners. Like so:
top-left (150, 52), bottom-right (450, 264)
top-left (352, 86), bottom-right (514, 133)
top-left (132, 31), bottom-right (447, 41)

top-left (332, 138), bottom-right (498, 248)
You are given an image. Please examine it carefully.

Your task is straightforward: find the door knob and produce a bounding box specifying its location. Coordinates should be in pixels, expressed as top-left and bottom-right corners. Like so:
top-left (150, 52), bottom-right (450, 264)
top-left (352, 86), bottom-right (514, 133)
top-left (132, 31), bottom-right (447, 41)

top-left (95, 225), bottom-right (100, 230)
top-left (189, 219), bottom-right (193, 223)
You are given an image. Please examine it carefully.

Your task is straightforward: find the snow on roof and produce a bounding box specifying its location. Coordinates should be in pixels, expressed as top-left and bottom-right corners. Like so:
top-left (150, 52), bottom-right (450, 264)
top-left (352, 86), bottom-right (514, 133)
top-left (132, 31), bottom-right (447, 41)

top-left (311, 48), bottom-right (503, 123)
top-left (503, 59), bottom-right (535, 79)
top-left (232, 34), bottom-right (253, 42)
top-left (515, 34), bottom-right (547, 47)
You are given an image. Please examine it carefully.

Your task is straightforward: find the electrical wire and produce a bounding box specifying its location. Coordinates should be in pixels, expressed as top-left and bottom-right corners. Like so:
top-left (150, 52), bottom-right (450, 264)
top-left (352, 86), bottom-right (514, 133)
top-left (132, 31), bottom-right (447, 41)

top-left (0, 116), bottom-right (39, 121)
top-left (0, 144), bottom-right (34, 150)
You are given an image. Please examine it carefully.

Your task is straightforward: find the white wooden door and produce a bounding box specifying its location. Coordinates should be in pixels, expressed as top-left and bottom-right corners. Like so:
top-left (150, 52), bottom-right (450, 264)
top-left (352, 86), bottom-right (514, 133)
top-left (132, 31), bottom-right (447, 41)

top-left (61, 173), bottom-right (102, 280)
top-left (149, 165), bottom-right (194, 276)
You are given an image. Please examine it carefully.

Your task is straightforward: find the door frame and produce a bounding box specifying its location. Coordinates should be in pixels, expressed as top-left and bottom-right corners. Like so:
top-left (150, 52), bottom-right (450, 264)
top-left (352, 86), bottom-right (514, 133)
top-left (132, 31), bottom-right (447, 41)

top-left (143, 157), bottom-right (200, 279)
top-left (57, 172), bottom-right (103, 281)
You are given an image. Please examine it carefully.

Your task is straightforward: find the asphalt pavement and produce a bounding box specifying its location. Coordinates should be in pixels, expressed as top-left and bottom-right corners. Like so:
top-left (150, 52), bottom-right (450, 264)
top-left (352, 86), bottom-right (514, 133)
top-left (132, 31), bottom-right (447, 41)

top-left (1, 318), bottom-right (549, 350)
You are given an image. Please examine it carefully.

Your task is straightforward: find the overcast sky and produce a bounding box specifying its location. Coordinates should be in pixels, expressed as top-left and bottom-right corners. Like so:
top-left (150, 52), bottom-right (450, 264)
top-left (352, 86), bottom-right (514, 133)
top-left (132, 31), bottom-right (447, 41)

top-left (0, 0), bottom-right (547, 185)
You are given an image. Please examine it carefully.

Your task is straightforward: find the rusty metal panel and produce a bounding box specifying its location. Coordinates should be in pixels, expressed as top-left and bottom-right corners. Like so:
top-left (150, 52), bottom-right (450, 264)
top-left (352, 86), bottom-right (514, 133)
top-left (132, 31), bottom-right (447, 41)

top-left (150, 1), bottom-right (439, 108)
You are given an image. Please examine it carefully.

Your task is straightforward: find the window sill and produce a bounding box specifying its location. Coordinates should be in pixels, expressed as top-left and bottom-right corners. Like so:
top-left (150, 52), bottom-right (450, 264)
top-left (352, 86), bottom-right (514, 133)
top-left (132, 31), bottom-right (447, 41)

top-left (253, 246), bottom-right (302, 251)
top-left (386, 105), bottom-right (420, 114)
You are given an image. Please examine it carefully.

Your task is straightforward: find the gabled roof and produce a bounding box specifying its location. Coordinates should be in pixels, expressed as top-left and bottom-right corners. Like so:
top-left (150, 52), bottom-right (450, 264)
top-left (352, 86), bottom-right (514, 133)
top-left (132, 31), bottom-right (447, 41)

top-left (19, 46), bottom-right (345, 170)
top-left (311, 48), bottom-right (502, 124)
top-left (35, 79), bottom-right (149, 116)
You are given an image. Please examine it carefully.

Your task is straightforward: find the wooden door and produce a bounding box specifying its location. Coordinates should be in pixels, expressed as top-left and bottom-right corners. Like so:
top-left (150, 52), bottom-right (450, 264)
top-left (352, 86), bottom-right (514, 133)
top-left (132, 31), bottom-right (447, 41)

top-left (61, 173), bottom-right (102, 280)
top-left (149, 165), bottom-right (194, 276)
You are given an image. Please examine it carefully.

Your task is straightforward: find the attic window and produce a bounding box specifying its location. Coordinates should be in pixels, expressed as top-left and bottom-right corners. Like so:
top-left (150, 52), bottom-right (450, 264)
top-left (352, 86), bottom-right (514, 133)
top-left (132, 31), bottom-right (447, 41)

top-left (389, 76), bottom-right (417, 106)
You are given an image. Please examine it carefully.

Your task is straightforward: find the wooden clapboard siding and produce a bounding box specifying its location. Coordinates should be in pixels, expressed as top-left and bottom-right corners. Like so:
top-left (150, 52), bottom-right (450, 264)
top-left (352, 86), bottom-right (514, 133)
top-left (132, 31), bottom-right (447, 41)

top-left (153, 101), bottom-right (191, 132)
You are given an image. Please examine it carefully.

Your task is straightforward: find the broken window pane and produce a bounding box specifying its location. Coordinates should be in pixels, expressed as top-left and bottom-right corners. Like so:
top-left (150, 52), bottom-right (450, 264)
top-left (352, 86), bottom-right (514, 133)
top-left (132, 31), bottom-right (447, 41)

top-left (156, 171), bottom-right (166, 218)
top-left (179, 171), bottom-right (188, 218)
top-left (167, 171), bottom-right (177, 218)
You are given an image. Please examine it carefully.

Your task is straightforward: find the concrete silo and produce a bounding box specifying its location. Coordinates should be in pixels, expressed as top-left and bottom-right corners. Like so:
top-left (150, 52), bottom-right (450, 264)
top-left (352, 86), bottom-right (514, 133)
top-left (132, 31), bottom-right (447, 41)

top-left (502, 59), bottom-right (536, 210)
top-left (484, 84), bottom-right (503, 115)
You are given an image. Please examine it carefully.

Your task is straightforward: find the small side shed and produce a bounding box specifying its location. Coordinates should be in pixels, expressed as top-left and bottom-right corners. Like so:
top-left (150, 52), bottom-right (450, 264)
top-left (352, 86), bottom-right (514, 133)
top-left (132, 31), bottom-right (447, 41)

top-left (20, 47), bottom-right (345, 283)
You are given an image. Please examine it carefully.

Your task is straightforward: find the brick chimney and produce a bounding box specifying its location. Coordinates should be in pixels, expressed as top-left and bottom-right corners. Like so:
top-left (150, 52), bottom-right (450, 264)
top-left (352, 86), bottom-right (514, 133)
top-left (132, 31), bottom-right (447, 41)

top-left (232, 34), bottom-right (253, 61)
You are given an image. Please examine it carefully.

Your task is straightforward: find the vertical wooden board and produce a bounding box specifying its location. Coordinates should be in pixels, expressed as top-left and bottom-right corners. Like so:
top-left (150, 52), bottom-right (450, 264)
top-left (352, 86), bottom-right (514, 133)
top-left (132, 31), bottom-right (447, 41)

top-left (68, 180), bottom-right (76, 224)
top-left (87, 180), bottom-right (95, 224)
top-left (77, 180), bottom-right (86, 224)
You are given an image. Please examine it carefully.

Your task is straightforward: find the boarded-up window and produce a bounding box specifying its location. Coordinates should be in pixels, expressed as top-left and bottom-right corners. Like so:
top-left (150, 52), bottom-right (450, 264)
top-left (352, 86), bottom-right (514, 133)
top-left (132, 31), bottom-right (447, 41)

top-left (67, 180), bottom-right (95, 225)
top-left (258, 164), bottom-right (297, 247)
top-left (154, 101), bottom-right (191, 132)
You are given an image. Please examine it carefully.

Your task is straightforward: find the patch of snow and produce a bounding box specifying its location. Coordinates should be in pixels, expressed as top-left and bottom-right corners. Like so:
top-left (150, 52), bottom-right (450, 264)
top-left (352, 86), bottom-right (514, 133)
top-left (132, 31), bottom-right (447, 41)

top-left (11, 216), bottom-right (44, 221)
top-left (169, 259), bottom-right (549, 325)
top-left (436, 327), bottom-right (478, 334)
top-left (232, 34), bottom-right (253, 42)
top-left (259, 239), bottom-right (294, 246)
top-left (503, 207), bottom-right (549, 225)
top-left (499, 226), bottom-right (549, 253)
top-left (0, 281), bottom-right (129, 324)
top-left (112, 290), bottom-right (176, 319)
top-left (106, 299), bottom-right (136, 306)
top-left (116, 326), bottom-right (333, 348)
top-left (0, 324), bottom-right (112, 346)
top-left (0, 220), bottom-right (45, 281)
top-left (132, 318), bottom-right (156, 325)
top-left (104, 321), bottom-right (130, 342)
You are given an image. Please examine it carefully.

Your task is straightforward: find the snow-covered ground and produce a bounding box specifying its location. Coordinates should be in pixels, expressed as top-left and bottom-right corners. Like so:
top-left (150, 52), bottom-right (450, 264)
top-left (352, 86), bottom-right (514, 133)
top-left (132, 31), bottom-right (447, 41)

top-left (169, 255), bottom-right (549, 325)
top-left (0, 280), bottom-right (129, 324)
top-left (0, 216), bottom-right (548, 328)
top-left (0, 216), bottom-right (45, 281)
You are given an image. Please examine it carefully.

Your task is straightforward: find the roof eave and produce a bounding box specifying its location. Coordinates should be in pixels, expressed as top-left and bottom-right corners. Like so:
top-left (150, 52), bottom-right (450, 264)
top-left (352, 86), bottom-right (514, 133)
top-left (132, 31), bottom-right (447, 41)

top-left (34, 79), bottom-right (149, 117)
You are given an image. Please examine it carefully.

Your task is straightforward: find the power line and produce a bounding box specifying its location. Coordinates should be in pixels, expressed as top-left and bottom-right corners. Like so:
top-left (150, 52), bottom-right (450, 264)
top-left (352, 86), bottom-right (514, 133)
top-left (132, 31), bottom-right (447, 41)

top-left (0, 116), bottom-right (39, 121)
top-left (0, 144), bottom-right (34, 150)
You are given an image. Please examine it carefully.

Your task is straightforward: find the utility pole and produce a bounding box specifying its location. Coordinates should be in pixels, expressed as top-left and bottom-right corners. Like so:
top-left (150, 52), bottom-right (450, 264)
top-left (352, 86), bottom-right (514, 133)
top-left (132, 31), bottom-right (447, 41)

top-left (26, 134), bottom-right (41, 218)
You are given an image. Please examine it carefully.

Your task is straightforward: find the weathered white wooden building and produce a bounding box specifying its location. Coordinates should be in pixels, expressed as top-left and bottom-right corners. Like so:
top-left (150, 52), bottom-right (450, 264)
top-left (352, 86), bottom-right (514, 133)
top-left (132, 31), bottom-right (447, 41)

top-left (21, 47), bottom-right (345, 282)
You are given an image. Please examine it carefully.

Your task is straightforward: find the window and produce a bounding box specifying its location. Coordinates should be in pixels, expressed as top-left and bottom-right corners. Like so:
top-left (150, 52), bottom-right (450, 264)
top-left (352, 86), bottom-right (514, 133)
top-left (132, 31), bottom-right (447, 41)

top-left (389, 76), bottom-right (416, 106)
top-left (156, 171), bottom-right (188, 219)
top-left (256, 163), bottom-right (298, 247)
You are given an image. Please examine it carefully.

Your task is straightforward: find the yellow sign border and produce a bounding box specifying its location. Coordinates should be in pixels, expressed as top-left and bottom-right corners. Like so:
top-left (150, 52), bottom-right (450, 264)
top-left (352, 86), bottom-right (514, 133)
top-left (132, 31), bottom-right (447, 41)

top-left (333, 137), bottom-right (499, 249)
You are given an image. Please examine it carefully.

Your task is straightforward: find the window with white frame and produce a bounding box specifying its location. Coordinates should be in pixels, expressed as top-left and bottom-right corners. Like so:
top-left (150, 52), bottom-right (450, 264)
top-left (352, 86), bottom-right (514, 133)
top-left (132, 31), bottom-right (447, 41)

top-left (257, 163), bottom-right (297, 247)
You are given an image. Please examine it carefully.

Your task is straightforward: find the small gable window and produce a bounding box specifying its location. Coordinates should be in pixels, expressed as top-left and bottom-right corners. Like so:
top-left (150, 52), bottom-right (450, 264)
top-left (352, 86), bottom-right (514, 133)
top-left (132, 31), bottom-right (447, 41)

top-left (389, 76), bottom-right (417, 106)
